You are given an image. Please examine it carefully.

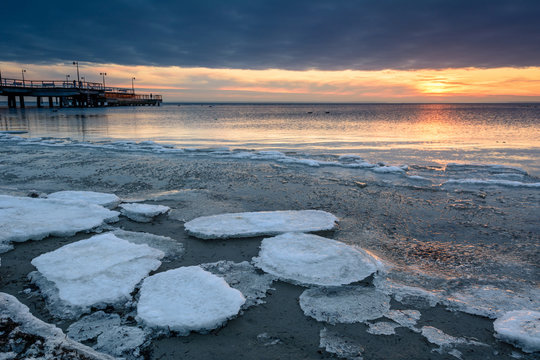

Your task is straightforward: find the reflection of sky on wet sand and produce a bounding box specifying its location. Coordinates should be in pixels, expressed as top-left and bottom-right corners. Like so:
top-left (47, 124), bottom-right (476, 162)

top-left (1, 103), bottom-right (539, 174)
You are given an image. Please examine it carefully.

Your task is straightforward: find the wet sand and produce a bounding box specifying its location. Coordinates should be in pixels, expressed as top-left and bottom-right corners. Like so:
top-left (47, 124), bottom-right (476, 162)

top-left (0, 143), bottom-right (538, 359)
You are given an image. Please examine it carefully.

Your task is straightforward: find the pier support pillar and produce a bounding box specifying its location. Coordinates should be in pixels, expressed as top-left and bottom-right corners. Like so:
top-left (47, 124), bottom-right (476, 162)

top-left (8, 95), bottom-right (16, 108)
top-left (49, 97), bottom-right (54, 107)
top-left (37, 96), bottom-right (42, 108)
top-left (19, 96), bottom-right (25, 108)
top-left (59, 97), bottom-right (64, 108)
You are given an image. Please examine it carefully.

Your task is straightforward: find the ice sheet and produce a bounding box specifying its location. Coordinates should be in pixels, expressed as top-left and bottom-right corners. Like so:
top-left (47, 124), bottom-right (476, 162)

top-left (0, 195), bottom-right (119, 253)
top-left (299, 286), bottom-right (390, 324)
top-left (119, 203), bottom-right (170, 222)
top-left (137, 266), bottom-right (245, 334)
top-left (184, 210), bottom-right (338, 239)
top-left (493, 310), bottom-right (540, 353)
top-left (253, 233), bottom-right (379, 286)
top-left (31, 233), bottom-right (164, 309)
top-left (47, 190), bottom-right (121, 208)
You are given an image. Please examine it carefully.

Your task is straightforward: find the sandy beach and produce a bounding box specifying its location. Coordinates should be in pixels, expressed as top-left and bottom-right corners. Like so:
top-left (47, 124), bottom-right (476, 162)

top-left (1, 139), bottom-right (538, 359)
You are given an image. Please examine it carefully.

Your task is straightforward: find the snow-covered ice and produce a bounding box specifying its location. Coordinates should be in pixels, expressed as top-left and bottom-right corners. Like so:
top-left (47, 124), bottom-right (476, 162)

top-left (493, 310), bottom-right (540, 353)
top-left (0, 195), bottom-right (119, 253)
top-left (47, 191), bottom-right (121, 208)
top-left (299, 286), bottom-right (390, 324)
top-left (0, 292), bottom-right (114, 360)
top-left (119, 203), bottom-right (170, 222)
top-left (184, 210), bottom-right (338, 239)
top-left (31, 233), bottom-right (164, 310)
top-left (253, 233), bottom-right (379, 286)
top-left (367, 321), bottom-right (400, 335)
top-left (319, 328), bottom-right (364, 360)
top-left (200, 260), bottom-right (275, 308)
top-left (137, 266), bottom-right (245, 334)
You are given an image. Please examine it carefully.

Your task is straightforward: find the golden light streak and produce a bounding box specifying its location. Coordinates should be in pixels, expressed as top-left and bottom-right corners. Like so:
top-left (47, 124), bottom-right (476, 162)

top-left (1, 61), bottom-right (539, 102)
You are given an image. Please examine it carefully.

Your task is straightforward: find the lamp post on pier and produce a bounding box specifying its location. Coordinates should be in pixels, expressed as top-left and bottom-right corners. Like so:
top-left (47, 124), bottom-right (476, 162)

top-left (65, 74), bottom-right (70, 86)
top-left (131, 77), bottom-right (136, 94)
top-left (100, 72), bottom-right (107, 89)
top-left (73, 61), bottom-right (80, 86)
top-left (21, 69), bottom-right (26, 86)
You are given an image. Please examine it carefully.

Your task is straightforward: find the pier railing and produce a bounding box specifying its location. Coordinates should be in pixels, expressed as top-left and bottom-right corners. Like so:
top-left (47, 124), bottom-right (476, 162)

top-left (0, 77), bottom-right (147, 94)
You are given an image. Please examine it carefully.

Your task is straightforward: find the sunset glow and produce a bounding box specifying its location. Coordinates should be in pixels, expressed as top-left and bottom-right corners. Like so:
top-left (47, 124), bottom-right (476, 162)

top-left (1, 61), bottom-right (538, 102)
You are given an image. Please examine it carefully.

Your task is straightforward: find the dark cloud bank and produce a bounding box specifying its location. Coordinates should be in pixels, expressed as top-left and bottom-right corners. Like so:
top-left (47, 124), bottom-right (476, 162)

top-left (1, 0), bottom-right (539, 70)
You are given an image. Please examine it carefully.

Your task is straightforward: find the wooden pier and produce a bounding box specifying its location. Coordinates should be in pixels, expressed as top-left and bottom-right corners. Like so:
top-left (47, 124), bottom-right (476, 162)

top-left (0, 77), bottom-right (162, 108)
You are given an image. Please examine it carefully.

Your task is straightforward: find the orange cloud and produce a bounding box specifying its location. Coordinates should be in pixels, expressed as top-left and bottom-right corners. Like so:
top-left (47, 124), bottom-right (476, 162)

top-left (1, 61), bottom-right (539, 102)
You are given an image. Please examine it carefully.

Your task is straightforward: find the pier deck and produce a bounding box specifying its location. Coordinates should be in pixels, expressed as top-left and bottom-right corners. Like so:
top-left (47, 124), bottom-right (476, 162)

top-left (0, 78), bottom-right (162, 108)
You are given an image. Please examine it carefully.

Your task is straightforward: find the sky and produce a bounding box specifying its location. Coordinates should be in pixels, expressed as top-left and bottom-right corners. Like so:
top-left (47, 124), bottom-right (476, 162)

top-left (1, 0), bottom-right (539, 102)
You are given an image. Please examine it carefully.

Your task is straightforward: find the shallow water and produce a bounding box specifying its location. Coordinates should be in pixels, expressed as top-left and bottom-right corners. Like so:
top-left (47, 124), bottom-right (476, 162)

top-left (1, 103), bottom-right (539, 175)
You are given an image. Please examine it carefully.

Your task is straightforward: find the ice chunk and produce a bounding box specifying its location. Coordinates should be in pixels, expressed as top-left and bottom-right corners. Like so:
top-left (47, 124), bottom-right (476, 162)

top-left (31, 233), bottom-right (164, 309)
top-left (67, 311), bottom-right (148, 358)
top-left (47, 191), bottom-right (121, 209)
top-left (95, 325), bottom-right (148, 357)
top-left (443, 285), bottom-right (540, 319)
top-left (67, 311), bottom-right (122, 341)
top-left (384, 309), bottom-right (421, 329)
top-left (137, 266), bottom-right (245, 334)
top-left (367, 321), bottom-right (400, 335)
top-left (113, 229), bottom-right (184, 261)
top-left (319, 328), bottom-right (364, 360)
top-left (184, 210), bottom-right (338, 239)
top-left (493, 310), bottom-right (540, 353)
top-left (0, 292), bottom-right (114, 360)
top-left (253, 233), bottom-right (379, 286)
top-left (299, 286), bottom-right (390, 324)
top-left (372, 165), bottom-right (406, 173)
top-left (200, 260), bottom-right (275, 308)
top-left (0, 195), bottom-right (119, 253)
top-left (443, 179), bottom-right (540, 188)
top-left (421, 326), bottom-right (485, 355)
top-left (373, 275), bottom-right (441, 308)
top-left (119, 203), bottom-right (170, 222)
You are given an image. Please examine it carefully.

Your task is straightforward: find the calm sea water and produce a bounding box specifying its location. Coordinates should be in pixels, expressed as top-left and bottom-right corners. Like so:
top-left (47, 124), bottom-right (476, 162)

top-left (1, 103), bottom-right (539, 175)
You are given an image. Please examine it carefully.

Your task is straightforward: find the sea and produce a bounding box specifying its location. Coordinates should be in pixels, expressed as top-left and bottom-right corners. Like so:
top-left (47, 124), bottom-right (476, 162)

top-left (1, 102), bottom-right (540, 357)
top-left (1, 103), bottom-right (539, 176)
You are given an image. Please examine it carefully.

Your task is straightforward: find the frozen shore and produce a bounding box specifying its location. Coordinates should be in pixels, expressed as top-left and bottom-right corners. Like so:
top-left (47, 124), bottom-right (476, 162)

top-left (0, 142), bottom-right (538, 359)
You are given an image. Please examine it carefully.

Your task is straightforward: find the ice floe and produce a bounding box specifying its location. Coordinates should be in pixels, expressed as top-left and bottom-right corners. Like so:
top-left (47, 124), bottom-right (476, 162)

top-left (95, 325), bottom-right (148, 358)
top-left (384, 309), bottom-right (421, 329)
top-left (493, 310), bottom-right (540, 353)
top-left (299, 286), bottom-right (390, 324)
top-left (367, 321), bottom-right (401, 335)
top-left (47, 190), bottom-right (121, 208)
top-left (443, 285), bottom-right (540, 319)
top-left (119, 203), bottom-right (170, 222)
top-left (136, 266), bottom-right (245, 334)
top-left (185, 210), bottom-right (338, 239)
top-left (67, 311), bottom-right (148, 358)
top-left (0, 292), bottom-right (114, 360)
top-left (319, 328), bottom-right (364, 360)
top-left (0, 194), bottom-right (119, 253)
top-left (421, 326), bottom-right (485, 357)
top-left (31, 233), bottom-right (164, 312)
top-left (67, 311), bottom-right (122, 341)
top-left (253, 233), bottom-right (379, 286)
top-left (200, 260), bottom-right (275, 308)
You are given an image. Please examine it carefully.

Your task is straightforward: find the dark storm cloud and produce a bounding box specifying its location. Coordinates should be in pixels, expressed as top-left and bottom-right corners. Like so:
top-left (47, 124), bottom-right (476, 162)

top-left (1, 0), bottom-right (539, 70)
